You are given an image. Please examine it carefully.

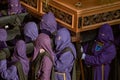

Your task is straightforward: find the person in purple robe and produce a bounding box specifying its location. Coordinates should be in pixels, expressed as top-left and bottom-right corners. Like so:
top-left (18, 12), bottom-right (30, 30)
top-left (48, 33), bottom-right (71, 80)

top-left (0, 40), bottom-right (29, 80)
top-left (54, 28), bottom-right (76, 80)
top-left (24, 21), bottom-right (38, 57)
top-left (30, 33), bottom-right (54, 80)
top-left (40, 12), bottom-right (57, 37)
top-left (39, 11), bottom-right (65, 49)
top-left (24, 21), bottom-right (38, 43)
top-left (40, 12), bottom-right (57, 50)
top-left (80, 24), bottom-right (116, 80)
top-left (8, 0), bottom-right (25, 15)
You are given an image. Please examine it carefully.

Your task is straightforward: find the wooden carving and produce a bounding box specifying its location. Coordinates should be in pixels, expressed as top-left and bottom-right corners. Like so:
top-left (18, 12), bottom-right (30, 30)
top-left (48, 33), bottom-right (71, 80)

top-left (20, 0), bottom-right (120, 33)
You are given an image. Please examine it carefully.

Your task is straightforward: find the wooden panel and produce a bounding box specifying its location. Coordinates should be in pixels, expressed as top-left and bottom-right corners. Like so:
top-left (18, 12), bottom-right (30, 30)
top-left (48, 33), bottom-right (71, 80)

top-left (41, 1), bottom-right (76, 31)
top-left (20, 0), bottom-right (120, 33)
top-left (20, 0), bottom-right (40, 12)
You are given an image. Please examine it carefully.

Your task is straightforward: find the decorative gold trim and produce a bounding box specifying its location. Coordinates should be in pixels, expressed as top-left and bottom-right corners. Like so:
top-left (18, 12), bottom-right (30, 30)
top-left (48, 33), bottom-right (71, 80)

top-left (82, 9), bottom-right (120, 26)
top-left (20, 0), bottom-right (38, 11)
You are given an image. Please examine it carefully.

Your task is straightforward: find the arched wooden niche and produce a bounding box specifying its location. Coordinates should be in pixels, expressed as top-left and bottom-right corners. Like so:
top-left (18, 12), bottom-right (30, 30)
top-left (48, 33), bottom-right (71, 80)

top-left (20, 0), bottom-right (120, 33)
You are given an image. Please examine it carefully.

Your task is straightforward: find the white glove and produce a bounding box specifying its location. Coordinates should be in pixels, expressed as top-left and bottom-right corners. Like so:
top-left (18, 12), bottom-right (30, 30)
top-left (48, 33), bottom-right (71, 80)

top-left (80, 46), bottom-right (86, 59)
top-left (80, 46), bottom-right (84, 53)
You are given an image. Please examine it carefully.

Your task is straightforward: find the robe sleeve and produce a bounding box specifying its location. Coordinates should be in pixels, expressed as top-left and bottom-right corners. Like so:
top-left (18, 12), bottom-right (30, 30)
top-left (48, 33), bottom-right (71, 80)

top-left (84, 46), bottom-right (116, 66)
top-left (40, 56), bottom-right (53, 80)
top-left (55, 51), bottom-right (74, 72)
top-left (0, 59), bottom-right (19, 80)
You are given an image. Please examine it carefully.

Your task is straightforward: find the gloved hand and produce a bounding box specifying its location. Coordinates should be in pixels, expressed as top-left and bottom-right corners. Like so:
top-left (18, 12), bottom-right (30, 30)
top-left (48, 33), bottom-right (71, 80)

top-left (76, 45), bottom-right (83, 59)
top-left (78, 46), bottom-right (86, 60)
top-left (81, 46), bottom-right (84, 53)
top-left (40, 48), bottom-right (45, 53)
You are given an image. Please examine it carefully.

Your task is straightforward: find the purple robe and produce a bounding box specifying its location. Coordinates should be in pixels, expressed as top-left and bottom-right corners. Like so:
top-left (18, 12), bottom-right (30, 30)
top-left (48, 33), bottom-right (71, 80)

top-left (0, 40), bottom-right (29, 80)
top-left (0, 29), bottom-right (19, 80)
top-left (32, 33), bottom-right (54, 80)
top-left (54, 28), bottom-right (76, 80)
top-left (12, 40), bottom-right (29, 75)
top-left (8, 0), bottom-right (23, 15)
top-left (84, 24), bottom-right (116, 80)
top-left (24, 21), bottom-right (38, 42)
top-left (40, 12), bottom-right (57, 35)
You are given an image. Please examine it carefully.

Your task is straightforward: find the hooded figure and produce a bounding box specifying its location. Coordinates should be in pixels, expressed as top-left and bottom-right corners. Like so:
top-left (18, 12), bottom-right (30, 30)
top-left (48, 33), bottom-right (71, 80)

top-left (40, 12), bottom-right (57, 50)
top-left (40, 12), bottom-right (57, 37)
top-left (0, 40), bottom-right (29, 80)
top-left (24, 21), bottom-right (38, 42)
top-left (8, 0), bottom-right (23, 15)
top-left (24, 22), bottom-right (38, 56)
top-left (30, 33), bottom-right (54, 80)
top-left (12, 40), bottom-right (29, 79)
top-left (54, 28), bottom-right (76, 80)
top-left (81, 24), bottom-right (116, 80)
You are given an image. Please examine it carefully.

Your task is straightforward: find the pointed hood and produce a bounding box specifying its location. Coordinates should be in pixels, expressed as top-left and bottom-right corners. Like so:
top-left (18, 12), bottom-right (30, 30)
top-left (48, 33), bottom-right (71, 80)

top-left (97, 24), bottom-right (114, 43)
top-left (40, 12), bottom-right (57, 34)
top-left (32, 33), bottom-right (54, 61)
top-left (12, 40), bottom-right (29, 75)
top-left (24, 22), bottom-right (38, 41)
top-left (55, 28), bottom-right (76, 57)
